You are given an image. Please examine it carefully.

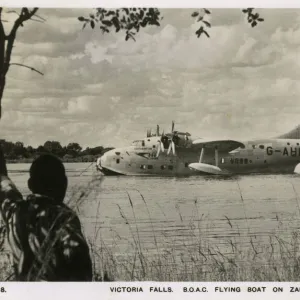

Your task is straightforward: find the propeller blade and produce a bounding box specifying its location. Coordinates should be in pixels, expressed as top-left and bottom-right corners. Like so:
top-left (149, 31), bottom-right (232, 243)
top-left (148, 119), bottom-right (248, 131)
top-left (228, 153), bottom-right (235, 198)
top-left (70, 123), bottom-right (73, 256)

top-left (157, 125), bottom-right (160, 136)
top-left (167, 143), bottom-right (172, 155)
top-left (161, 141), bottom-right (165, 152)
top-left (171, 121), bottom-right (174, 133)
top-left (172, 141), bottom-right (176, 155)
top-left (156, 143), bottom-right (161, 157)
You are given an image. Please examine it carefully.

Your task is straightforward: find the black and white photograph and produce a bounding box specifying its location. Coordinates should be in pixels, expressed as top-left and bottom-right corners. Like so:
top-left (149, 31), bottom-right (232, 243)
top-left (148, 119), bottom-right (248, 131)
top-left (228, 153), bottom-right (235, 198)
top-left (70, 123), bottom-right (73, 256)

top-left (0, 4), bottom-right (300, 286)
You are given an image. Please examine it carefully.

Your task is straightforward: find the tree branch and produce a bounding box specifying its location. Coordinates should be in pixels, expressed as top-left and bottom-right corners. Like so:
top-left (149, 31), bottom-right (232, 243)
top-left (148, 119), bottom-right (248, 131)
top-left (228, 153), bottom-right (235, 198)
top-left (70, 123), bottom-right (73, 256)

top-left (6, 10), bottom-right (20, 16)
top-left (29, 18), bottom-right (45, 24)
top-left (10, 63), bottom-right (44, 75)
top-left (5, 8), bottom-right (39, 75)
top-left (21, 7), bottom-right (39, 20)
top-left (34, 14), bottom-right (46, 22)
top-left (8, 8), bottom-right (39, 39)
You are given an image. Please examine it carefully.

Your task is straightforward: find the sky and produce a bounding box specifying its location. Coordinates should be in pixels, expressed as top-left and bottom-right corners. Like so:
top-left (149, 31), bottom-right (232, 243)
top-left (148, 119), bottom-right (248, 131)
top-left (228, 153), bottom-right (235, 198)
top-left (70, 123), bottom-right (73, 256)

top-left (1, 7), bottom-right (300, 148)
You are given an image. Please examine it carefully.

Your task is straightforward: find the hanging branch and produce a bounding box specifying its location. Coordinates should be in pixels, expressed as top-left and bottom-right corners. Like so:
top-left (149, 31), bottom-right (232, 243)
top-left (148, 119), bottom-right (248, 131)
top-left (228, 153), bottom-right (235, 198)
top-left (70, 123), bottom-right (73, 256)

top-left (191, 8), bottom-right (264, 39)
top-left (81, 8), bottom-right (264, 41)
top-left (192, 8), bottom-right (211, 38)
top-left (78, 8), bottom-right (162, 41)
top-left (10, 63), bottom-right (44, 75)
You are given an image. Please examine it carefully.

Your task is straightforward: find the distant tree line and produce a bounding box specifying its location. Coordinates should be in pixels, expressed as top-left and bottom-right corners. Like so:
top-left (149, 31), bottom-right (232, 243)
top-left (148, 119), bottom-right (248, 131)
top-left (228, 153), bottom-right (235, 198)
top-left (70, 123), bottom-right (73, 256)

top-left (0, 139), bottom-right (113, 163)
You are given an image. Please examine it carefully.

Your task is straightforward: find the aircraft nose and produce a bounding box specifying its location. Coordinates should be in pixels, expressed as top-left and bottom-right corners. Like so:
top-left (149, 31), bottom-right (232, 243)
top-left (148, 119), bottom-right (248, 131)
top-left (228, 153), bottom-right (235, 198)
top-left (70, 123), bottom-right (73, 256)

top-left (96, 151), bottom-right (108, 170)
top-left (100, 151), bottom-right (110, 166)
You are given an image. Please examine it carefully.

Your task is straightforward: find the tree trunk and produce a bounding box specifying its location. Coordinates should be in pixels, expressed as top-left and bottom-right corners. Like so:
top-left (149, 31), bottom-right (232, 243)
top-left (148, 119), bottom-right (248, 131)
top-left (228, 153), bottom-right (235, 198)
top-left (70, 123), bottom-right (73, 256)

top-left (0, 19), bottom-right (5, 119)
top-left (0, 76), bottom-right (5, 118)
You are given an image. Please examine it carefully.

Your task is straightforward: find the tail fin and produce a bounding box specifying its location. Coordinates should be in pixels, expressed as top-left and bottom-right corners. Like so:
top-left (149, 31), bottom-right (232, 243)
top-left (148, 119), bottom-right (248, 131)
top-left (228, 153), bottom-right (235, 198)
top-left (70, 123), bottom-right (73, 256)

top-left (277, 125), bottom-right (300, 139)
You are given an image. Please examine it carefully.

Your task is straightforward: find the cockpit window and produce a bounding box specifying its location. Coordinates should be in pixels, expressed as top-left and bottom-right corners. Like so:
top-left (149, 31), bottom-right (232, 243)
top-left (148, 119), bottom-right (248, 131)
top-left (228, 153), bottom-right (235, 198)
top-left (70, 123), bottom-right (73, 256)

top-left (132, 140), bottom-right (145, 147)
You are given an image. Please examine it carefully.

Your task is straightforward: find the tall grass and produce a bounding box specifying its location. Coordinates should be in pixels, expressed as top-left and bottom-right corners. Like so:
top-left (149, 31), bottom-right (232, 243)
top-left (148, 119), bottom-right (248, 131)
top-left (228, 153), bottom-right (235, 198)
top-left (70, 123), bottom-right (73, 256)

top-left (87, 181), bottom-right (300, 282)
top-left (1, 175), bottom-right (300, 281)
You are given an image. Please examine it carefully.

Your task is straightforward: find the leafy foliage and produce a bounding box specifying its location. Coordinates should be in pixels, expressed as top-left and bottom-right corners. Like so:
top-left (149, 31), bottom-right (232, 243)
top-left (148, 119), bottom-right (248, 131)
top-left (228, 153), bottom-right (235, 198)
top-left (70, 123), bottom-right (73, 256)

top-left (78, 8), bottom-right (162, 41)
top-left (191, 8), bottom-right (211, 38)
top-left (242, 8), bottom-right (264, 27)
top-left (80, 8), bottom-right (264, 41)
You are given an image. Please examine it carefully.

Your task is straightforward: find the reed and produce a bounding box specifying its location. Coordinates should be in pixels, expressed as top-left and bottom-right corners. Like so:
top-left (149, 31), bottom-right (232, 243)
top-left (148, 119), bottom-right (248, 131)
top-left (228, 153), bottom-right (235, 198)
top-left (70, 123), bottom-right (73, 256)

top-left (88, 182), bottom-right (300, 282)
top-left (0, 175), bottom-right (300, 281)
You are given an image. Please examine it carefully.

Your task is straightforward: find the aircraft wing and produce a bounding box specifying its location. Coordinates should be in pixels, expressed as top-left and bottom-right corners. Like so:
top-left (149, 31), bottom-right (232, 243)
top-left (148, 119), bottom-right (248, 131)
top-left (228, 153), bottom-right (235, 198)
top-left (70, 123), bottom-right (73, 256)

top-left (192, 138), bottom-right (245, 152)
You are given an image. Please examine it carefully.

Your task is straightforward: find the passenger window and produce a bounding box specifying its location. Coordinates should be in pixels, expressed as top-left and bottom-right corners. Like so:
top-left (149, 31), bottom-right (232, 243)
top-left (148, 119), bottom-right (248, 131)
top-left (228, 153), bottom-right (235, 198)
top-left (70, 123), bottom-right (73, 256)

top-left (185, 162), bottom-right (189, 168)
top-left (140, 165), bottom-right (146, 169)
top-left (168, 165), bottom-right (174, 170)
top-left (235, 158), bottom-right (239, 164)
top-left (116, 159), bottom-right (120, 164)
top-left (221, 158), bottom-right (225, 164)
top-left (161, 165), bottom-right (166, 170)
top-left (230, 158), bottom-right (234, 164)
top-left (244, 158), bottom-right (248, 164)
top-left (240, 158), bottom-right (243, 164)
top-left (142, 141), bottom-right (145, 147)
top-left (148, 165), bottom-right (153, 169)
top-left (259, 145), bottom-right (264, 149)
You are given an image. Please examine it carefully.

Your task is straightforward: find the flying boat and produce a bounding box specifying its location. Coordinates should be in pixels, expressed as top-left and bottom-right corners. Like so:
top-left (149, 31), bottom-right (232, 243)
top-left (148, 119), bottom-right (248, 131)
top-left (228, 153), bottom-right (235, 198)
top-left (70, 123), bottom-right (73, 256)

top-left (97, 122), bottom-right (300, 176)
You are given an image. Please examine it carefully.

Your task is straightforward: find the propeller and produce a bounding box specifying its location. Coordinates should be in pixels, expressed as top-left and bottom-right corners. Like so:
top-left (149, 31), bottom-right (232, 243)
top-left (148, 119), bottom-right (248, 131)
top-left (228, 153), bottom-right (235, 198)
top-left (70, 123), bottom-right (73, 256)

top-left (156, 139), bottom-right (165, 157)
top-left (156, 121), bottom-right (177, 157)
top-left (167, 120), bottom-right (176, 156)
top-left (167, 139), bottom-right (176, 155)
top-left (156, 127), bottom-right (166, 157)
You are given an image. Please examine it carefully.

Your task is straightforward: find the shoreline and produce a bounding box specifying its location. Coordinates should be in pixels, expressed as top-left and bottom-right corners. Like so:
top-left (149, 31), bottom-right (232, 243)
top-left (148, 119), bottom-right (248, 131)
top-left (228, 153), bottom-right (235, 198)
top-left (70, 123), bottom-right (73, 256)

top-left (6, 155), bottom-right (97, 164)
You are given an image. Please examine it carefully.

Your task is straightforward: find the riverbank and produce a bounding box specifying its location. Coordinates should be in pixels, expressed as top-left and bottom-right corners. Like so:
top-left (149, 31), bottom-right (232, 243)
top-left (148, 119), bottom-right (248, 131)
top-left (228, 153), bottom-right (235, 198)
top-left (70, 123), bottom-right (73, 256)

top-left (6, 154), bottom-right (97, 164)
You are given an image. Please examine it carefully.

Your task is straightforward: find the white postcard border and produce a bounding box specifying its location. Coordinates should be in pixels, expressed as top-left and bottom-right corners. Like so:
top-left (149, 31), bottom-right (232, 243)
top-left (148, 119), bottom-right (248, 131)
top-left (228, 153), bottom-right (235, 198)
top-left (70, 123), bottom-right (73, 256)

top-left (0, 0), bottom-right (298, 299)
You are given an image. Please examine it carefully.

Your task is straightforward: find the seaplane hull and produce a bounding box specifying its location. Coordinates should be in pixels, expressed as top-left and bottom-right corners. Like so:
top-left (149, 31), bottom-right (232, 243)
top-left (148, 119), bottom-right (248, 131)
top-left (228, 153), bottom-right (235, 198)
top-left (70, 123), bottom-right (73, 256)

top-left (97, 123), bottom-right (300, 176)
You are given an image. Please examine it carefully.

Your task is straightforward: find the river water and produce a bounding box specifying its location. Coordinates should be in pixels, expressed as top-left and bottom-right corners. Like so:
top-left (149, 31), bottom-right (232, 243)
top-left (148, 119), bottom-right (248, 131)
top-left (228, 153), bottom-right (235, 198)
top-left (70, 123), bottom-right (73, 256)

top-left (6, 163), bottom-right (300, 278)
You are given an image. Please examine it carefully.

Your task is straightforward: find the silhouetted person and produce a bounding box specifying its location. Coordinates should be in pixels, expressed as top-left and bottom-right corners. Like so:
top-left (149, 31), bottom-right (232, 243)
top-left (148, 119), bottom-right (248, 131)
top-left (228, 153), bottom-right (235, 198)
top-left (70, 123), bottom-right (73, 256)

top-left (0, 150), bottom-right (93, 281)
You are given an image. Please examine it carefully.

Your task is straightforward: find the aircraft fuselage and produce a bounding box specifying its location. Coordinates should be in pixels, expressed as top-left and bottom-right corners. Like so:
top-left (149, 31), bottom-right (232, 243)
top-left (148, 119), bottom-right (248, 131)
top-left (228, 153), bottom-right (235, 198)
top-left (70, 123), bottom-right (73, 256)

top-left (98, 137), bottom-right (300, 176)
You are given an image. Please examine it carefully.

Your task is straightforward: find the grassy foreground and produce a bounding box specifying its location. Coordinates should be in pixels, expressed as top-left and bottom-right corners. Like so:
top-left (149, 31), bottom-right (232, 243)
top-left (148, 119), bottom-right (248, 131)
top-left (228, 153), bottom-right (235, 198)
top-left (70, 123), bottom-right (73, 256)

top-left (0, 177), bottom-right (300, 281)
